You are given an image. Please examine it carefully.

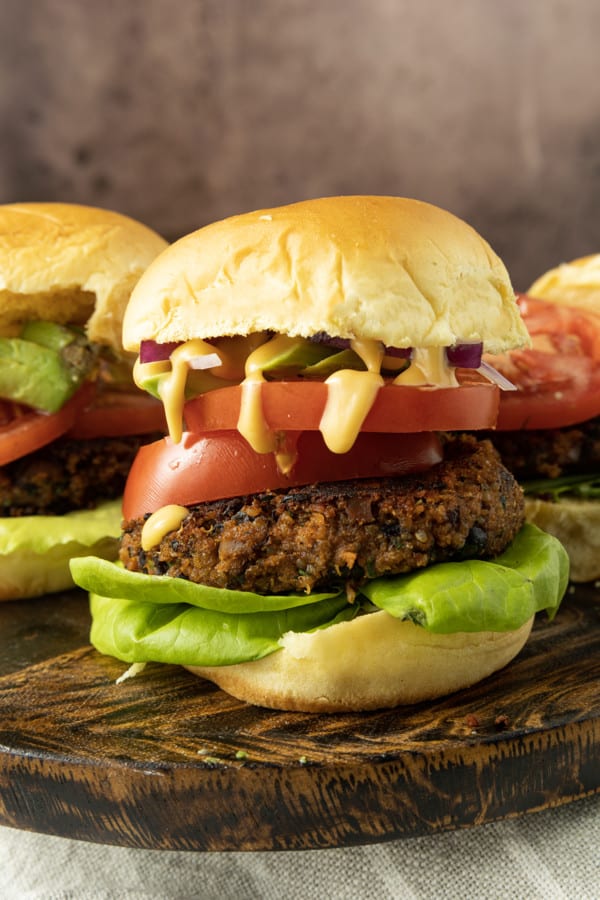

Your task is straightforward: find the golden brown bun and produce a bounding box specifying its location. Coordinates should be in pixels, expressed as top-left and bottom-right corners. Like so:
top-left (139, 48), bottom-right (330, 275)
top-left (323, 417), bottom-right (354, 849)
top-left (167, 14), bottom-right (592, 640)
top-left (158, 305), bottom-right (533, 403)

top-left (0, 202), bottom-right (167, 351)
top-left (187, 610), bottom-right (534, 712)
top-left (124, 196), bottom-right (528, 355)
top-left (524, 497), bottom-right (600, 583)
top-left (528, 254), bottom-right (600, 314)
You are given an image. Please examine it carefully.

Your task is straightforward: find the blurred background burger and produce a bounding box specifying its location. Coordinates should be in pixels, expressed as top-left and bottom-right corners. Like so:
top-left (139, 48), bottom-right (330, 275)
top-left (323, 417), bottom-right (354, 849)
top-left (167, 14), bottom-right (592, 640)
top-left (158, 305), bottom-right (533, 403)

top-left (0, 202), bottom-right (167, 599)
top-left (484, 255), bottom-right (600, 582)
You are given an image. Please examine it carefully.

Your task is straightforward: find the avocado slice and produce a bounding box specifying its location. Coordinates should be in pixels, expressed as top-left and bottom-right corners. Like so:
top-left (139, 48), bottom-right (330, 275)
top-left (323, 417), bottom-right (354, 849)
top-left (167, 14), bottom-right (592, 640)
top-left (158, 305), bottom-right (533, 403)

top-left (0, 321), bottom-right (96, 413)
top-left (259, 338), bottom-right (334, 376)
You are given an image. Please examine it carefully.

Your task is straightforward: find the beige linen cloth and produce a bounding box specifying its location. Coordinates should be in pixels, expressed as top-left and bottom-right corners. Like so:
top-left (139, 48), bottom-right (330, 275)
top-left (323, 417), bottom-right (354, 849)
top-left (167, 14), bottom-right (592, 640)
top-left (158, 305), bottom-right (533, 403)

top-left (0, 794), bottom-right (597, 899)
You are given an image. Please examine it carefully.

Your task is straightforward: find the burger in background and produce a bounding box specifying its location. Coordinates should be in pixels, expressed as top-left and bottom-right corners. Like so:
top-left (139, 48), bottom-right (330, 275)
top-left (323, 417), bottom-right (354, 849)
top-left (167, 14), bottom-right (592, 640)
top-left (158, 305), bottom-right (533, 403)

top-left (71, 196), bottom-right (568, 712)
top-left (0, 202), bottom-right (167, 599)
top-left (485, 255), bottom-right (600, 583)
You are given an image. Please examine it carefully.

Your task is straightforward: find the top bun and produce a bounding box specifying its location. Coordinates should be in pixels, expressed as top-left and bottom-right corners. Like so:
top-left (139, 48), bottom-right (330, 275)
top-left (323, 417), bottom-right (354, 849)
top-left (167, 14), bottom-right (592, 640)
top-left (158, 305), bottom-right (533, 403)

top-left (528, 254), bottom-right (600, 315)
top-left (123, 196), bottom-right (528, 355)
top-left (0, 202), bottom-right (168, 351)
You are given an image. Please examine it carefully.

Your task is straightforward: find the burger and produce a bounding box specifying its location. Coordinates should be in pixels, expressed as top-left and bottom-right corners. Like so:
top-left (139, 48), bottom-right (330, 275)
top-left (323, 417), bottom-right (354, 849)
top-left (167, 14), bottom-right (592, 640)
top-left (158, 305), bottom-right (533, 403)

top-left (70, 196), bottom-right (569, 712)
top-left (0, 202), bottom-right (167, 599)
top-left (484, 255), bottom-right (600, 583)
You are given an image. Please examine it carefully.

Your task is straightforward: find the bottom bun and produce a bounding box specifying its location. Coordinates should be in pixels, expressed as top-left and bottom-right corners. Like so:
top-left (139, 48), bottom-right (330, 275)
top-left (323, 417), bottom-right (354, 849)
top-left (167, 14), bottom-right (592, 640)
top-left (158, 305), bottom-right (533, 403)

top-left (524, 496), bottom-right (600, 583)
top-left (187, 610), bottom-right (534, 712)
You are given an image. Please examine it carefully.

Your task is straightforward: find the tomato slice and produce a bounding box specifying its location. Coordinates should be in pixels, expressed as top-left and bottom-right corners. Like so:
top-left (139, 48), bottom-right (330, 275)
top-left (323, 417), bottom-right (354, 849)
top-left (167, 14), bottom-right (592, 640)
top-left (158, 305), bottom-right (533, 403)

top-left (122, 430), bottom-right (444, 518)
top-left (183, 376), bottom-right (499, 435)
top-left (490, 295), bottom-right (600, 430)
top-left (66, 390), bottom-right (167, 439)
top-left (0, 384), bottom-right (95, 466)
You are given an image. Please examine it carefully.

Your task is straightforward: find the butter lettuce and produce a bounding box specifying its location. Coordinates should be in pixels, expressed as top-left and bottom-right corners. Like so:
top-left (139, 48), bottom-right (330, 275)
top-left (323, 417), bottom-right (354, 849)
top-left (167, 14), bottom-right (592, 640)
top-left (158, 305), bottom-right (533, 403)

top-left (523, 473), bottom-right (600, 501)
top-left (72, 524), bottom-right (568, 668)
top-left (361, 523), bottom-right (568, 633)
top-left (0, 499), bottom-right (122, 599)
top-left (89, 592), bottom-right (357, 666)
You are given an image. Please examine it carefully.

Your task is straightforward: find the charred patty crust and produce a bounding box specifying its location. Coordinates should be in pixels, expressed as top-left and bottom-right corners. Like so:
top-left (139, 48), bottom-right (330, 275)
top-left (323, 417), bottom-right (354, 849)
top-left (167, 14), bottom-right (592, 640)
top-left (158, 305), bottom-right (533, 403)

top-left (0, 434), bottom-right (161, 516)
top-left (120, 437), bottom-right (525, 595)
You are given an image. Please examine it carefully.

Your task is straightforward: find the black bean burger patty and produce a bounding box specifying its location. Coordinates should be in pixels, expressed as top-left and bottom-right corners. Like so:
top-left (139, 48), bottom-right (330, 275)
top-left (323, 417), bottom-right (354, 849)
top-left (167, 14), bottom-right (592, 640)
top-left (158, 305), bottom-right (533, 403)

top-left (0, 434), bottom-right (161, 516)
top-left (120, 437), bottom-right (525, 595)
top-left (488, 415), bottom-right (600, 480)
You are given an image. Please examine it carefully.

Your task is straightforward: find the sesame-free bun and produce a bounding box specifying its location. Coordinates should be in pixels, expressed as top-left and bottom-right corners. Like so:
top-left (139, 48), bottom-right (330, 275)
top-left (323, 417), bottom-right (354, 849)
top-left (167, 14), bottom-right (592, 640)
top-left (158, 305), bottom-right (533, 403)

top-left (528, 254), bottom-right (600, 315)
top-left (524, 497), bottom-right (600, 583)
top-left (187, 610), bottom-right (534, 712)
top-left (123, 196), bottom-right (529, 355)
top-left (0, 202), bottom-right (167, 351)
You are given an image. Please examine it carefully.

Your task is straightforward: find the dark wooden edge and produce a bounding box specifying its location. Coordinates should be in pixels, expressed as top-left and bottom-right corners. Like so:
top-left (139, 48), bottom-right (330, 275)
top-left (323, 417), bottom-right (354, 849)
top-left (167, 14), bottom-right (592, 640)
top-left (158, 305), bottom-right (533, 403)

top-left (1, 718), bottom-right (598, 851)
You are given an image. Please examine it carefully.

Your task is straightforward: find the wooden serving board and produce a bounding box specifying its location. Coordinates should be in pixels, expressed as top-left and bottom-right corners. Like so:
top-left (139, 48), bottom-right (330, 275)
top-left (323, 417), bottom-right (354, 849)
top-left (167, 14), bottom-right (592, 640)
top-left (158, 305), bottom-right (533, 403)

top-left (0, 585), bottom-right (598, 852)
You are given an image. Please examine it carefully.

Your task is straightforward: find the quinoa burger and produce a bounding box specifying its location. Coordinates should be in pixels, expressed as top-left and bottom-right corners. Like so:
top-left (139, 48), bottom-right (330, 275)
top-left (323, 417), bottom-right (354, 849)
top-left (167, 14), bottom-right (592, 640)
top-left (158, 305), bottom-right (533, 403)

top-left (71, 196), bottom-right (569, 711)
top-left (0, 202), bottom-right (167, 599)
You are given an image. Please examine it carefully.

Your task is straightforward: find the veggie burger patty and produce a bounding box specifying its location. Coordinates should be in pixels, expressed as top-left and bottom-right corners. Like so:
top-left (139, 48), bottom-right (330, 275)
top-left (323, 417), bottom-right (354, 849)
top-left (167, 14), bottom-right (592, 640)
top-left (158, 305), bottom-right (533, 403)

top-left (120, 437), bottom-right (525, 595)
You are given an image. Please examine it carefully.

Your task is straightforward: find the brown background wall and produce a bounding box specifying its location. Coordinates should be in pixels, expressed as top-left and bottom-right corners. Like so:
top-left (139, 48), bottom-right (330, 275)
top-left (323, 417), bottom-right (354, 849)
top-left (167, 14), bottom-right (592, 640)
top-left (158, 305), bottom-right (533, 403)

top-left (1, 0), bottom-right (599, 289)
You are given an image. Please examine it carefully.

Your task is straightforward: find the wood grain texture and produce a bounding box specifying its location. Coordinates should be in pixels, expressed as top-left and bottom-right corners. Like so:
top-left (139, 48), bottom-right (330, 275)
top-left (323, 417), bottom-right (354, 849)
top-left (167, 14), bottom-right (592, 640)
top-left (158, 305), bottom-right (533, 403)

top-left (0, 585), bottom-right (598, 851)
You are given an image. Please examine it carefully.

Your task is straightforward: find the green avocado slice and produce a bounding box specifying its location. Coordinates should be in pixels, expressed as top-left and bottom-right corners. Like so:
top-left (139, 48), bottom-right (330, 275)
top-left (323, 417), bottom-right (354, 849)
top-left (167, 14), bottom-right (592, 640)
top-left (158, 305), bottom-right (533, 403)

top-left (0, 321), bottom-right (96, 413)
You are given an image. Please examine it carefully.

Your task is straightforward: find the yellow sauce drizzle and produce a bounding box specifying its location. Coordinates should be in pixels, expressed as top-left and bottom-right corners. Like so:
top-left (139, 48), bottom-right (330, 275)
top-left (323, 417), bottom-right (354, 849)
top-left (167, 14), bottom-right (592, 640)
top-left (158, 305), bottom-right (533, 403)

top-left (138, 333), bottom-right (461, 469)
top-left (158, 339), bottom-right (222, 443)
top-left (141, 504), bottom-right (189, 551)
top-left (237, 335), bottom-right (300, 457)
top-left (320, 339), bottom-right (384, 453)
top-left (393, 347), bottom-right (458, 387)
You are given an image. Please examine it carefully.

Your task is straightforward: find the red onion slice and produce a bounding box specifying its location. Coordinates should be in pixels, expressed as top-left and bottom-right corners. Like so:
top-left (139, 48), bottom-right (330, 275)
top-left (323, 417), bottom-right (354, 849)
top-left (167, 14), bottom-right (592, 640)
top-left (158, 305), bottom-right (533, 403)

top-left (383, 345), bottom-right (412, 359)
top-left (445, 342), bottom-right (483, 367)
top-left (140, 340), bottom-right (182, 363)
top-left (477, 360), bottom-right (517, 391)
top-left (310, 332), bottom-right (412, 358)
top-left (188, 352), bottom-right (222, 370)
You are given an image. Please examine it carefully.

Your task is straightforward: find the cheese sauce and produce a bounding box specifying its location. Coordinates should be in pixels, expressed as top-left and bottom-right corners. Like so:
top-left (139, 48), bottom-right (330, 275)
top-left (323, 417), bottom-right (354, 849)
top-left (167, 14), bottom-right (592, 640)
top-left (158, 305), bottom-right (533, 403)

top-left (158, 339), bottom-right (222, 443)
top-left (394, 346), bottom-right (458, 387)
top-left (141, 504), bottom-right (189, 551)
top-left (320, 339), bottom-right (384, 453)
top-left (237, 335), bottom-right (299, 455)
top-left (135, 334), bottom-right (461, 471)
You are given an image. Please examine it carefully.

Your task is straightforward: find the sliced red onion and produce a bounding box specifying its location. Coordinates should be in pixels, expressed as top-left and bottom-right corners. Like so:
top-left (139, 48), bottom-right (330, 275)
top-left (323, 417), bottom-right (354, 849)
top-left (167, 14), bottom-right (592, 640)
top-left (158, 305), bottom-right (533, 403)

top-left (477, 360), bottom-right (517, 391)
top-left (311, 332), bottom-right (412, 357)
top-left (446, 342), bottom-right (483, 368)
top-left (384, 345), bottom-right (412, 359)
top-left (140, 340), bottom-right (182, 363)
top-left (310, 332), bottom-right (351, 351)
top-left (188, 352), bottom-right (222, 370)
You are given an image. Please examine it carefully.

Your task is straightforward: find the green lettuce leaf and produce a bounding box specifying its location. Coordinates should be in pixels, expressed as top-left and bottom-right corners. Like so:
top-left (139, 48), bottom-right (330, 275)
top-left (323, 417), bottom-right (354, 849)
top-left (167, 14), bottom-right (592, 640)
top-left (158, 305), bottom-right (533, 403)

top-left (523, 472), bottom-right (600, 501)
top-left (89, 591), bottom-right (357, 666)
top-left (361, 524), bottom-right (568, 633)
top-left (70, 556), bottom-right (340, 613)
top-left (77, 523), bottom-right (568, 668)
top-left (0, 499), bottom-right (122, 553)
top-left (0, 500), bottom-right (122, 599)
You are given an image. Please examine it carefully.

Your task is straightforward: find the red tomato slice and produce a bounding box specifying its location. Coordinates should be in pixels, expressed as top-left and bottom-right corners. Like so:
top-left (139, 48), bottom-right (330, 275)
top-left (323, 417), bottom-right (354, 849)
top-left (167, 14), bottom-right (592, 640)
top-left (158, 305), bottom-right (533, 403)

top-left (122, 430), bottom-right (444, 518)
top-left (490, 295), bottom-right (600, 430)
top-left (183, 376), bottom-right (499, 435)
top-left (0, 384), bottom-right (95, 466)
top-left (66, 390), bottom-right (167, 439)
